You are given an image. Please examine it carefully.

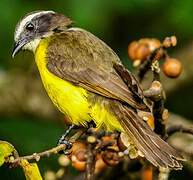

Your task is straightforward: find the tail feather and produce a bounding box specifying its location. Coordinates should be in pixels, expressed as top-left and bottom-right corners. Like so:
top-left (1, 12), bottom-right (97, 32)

top-left (115, 104), bottom-right (184, 169)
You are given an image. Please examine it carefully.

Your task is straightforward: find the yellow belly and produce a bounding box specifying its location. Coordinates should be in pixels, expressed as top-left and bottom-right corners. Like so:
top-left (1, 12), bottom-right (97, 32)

top-left (34, 37), bottom-right (124, 131)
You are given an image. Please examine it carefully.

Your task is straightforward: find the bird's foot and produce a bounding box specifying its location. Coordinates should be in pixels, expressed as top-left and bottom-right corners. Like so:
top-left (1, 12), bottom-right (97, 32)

top-left (57, 124), bottom-right (75, 155)
top-left (57, 139), bottom-right (73, 155)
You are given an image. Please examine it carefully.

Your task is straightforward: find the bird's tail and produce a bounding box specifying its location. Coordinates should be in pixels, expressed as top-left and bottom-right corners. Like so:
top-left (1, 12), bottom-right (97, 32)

top-left (114, 104), bottom-right (184, 169)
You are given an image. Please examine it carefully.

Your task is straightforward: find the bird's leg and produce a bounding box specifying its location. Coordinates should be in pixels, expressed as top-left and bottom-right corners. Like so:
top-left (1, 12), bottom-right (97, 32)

top-left (57, 123), bottom-right (76, 155)
top-left (87, 120), bottom-right (96, 128)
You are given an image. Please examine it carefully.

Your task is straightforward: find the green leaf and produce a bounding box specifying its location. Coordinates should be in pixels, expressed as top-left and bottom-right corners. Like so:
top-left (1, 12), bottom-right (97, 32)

top-left (0, 141), bottom-right (15, 166)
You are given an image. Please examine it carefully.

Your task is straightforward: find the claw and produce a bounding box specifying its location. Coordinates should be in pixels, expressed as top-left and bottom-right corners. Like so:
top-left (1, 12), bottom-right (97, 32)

top-left (63, 151), bottom-right (72, 155)
top-left (57, 124), bottom-right (75, 155)
top-left (58, 139), bottom-right (72, 149)
top-left (57, 139), bottom-right (73, 155)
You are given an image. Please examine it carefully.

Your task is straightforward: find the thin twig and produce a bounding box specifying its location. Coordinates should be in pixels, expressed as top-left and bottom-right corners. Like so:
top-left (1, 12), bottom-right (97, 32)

top-left (137, 58), bottom-right (152, 82)
top-left (165, 125), bottom-right (193, 160)
top-left (166, 125), bottom-right (193, 139)
top-left (85, 143), bottom-right (97, 180)
top-left (10, 129), bottom-right (85, 164)
top-left (137, 47), bottom-right (165, 82)
top-left (153, 96), bottom-right (166, 137)
top-left (142, 62), bottom-right (166, 137)
top-left (158, 167), bottom-right (170, 180)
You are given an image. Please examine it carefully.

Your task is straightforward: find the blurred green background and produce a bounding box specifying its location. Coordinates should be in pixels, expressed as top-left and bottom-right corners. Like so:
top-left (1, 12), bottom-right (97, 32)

top-left (1, 0), bottom-right (193, 179)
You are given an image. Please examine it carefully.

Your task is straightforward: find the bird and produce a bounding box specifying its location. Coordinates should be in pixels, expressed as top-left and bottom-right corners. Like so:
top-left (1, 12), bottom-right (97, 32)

top-left (12, 10), bottom-right (184, 169)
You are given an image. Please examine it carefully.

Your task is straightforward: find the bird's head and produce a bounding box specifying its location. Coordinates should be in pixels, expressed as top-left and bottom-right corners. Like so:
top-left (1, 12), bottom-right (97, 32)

top-left (12, 10), bottom-right (73, 58)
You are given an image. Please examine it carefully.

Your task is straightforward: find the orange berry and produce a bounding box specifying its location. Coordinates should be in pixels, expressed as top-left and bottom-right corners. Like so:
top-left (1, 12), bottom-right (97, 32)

top-left (95, 154), bottom-right (107, 173)
top-left (71, 146), bottom-right (87, 171)
top-left (128, 41), bottom-right (138, 61)
top-left (74, 150), bottom-right (86, 162)
top-left (102, 149), bottom-right (119, 166)
top-left (135, 43), bottom-right (151, 61)
top-left (142, 165), bottom-right (153, 180)
top-left (140, 38), bottom-right (161, 52)
top-left (107, 145), bottom-right (119, 152)
top-left (138, 111), bottom-right (154, 130)
top-left (133, 59), bottom-right (141, 67)
top-left (162, 109), bottom-right (169, 125)
top-left (163, 58), bottom-right (182, 78)
top-left (128, 38), bottom-right (161, 62)
top-left (87, 136), bottom-right (96, 144)
top-left (163, 37), bottom-right (171, 48)
top-left (101, 136), bottom-right (113, 142)
top-left (71, 154), bottom-right (86, 171)
top-left (171, 36), bottom-right (177, 46)
top-left (163, 36), bottom-right (177, 48)
top-left (58, 155), bottom-right (70, 166)
top-left (118, 133), bottom-right (130, 151)
top-left (68, 141), bottom-right (86, 156)
top-left (147, 117), bottom-right (155, 130)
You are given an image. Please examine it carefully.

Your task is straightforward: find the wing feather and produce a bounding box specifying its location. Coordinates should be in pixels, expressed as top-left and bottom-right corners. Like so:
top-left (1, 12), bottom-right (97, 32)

top-left (110, 102), bottom-right (183, 169)
top-left (46, 28), bottom-right (147, 110)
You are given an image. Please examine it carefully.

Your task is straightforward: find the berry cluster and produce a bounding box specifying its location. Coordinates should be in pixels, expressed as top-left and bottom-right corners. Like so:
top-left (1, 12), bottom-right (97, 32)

top-left (57, 130), bottom-right (146, 173)
top-left (128, 36), bottom-right (182, 78)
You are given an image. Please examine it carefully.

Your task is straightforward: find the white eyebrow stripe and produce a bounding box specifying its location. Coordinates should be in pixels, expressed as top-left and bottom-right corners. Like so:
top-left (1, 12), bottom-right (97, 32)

top-left (68, 27), bottom-right (83, 31)
top-left (14, 10), bottom-right (54, 41)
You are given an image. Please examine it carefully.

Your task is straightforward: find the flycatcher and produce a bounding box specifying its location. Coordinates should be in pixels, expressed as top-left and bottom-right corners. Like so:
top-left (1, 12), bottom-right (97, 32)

top-left (12, 10), bottom-right (183, 169)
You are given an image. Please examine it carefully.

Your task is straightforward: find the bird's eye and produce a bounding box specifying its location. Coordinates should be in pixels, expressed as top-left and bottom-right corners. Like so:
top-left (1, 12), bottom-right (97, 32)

top-left (26, 23), bottom-right (34, 31)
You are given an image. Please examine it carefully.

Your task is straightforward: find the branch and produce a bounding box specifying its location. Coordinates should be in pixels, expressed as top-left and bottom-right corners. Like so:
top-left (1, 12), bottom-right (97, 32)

top-left (85, 143), bottom-right (97, 180)
top-left (165, 124), bottom-right (193, 160)
top-left (143, 65), bottom-right (166, 137)
top-left (10, 129), bottom-right (85, 164)
top-left (158, 167), bottom-right (170, 180)
top-left (166, 125), bottom-right (193, 138)
top-left (143, 80), bottom-right (162, 100)
top-left (137, 58), bottom-right (152, 82)
top-left (137, 47), bottom-right (165, 82)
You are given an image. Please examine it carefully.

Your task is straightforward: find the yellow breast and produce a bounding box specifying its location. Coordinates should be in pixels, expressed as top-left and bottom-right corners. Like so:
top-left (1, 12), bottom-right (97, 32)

top-left (35, 38), bottom-right (91, 126)
top-left (34, 37), bottom-right (124, 132)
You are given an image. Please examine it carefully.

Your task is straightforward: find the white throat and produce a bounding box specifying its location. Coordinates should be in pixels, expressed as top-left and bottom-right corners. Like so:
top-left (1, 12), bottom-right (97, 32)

top-left (23, 39), bottom-right (41, 53)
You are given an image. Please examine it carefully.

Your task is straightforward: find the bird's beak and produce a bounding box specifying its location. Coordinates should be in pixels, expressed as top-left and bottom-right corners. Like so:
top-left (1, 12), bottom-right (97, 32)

top-left (12, 39), bottom-right (28, 58)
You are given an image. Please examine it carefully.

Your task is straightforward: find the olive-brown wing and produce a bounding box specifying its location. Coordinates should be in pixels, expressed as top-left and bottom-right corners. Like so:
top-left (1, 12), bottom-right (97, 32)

top-left (46, 29), bottom-right (147, 110)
